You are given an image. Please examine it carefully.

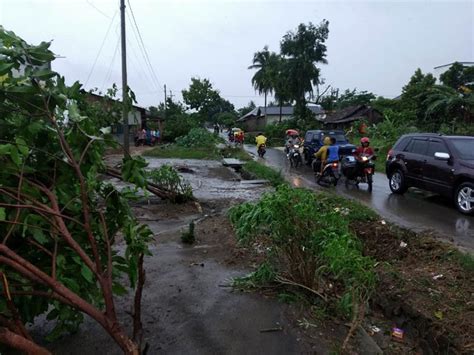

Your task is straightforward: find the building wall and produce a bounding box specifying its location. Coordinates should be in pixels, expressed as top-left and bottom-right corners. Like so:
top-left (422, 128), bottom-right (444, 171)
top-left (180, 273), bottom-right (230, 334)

top-left (266, 115), bottom-right (293, 125)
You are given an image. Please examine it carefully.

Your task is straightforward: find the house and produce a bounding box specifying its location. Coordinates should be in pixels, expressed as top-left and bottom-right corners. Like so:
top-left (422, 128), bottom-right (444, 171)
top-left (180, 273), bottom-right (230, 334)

top-left (83, 92), bottom-right (148, 142)
top-left (433, 62), bottom-right (474, 83)
top-left (323, 105), bottom-right (383, 130)
top-left (237, 105), bottom-right (324, 132)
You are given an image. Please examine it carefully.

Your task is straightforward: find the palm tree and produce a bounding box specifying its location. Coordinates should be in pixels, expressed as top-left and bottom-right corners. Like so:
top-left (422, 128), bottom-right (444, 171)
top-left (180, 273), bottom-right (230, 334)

top-left (271, 56), bottom-right (291, 123)
top-left (424, 85), bottom-right (474, 131)
top-left (248, 46), bottom-right (275, 118)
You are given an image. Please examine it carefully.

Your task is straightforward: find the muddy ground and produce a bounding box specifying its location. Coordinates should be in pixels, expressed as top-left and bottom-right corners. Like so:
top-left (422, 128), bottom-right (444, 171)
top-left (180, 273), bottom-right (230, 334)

top-left (28, 156), bottom-right (472, 354)
top-left (31, 158), bottom-right (348, 354)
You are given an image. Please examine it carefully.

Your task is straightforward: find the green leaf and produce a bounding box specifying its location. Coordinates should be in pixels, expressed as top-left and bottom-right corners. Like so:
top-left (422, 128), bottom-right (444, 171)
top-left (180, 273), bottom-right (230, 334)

top-left (112, 283), bottom-right (128, 296)
top-left (0, 62), bottom-right (14, 75)
top-left (15, 137), bottom-right (29, 155)
top-left (4, 85), bottom-right (39, 94)
top-left (31, 68), bottom-right (56, 80)
top-left (9, 146), bottom-right (21, 166)
top-left (80, 264), bottom-right (94, 283)
top-left (0, 207), bottom-right (5, 221)
top-left (0, 144), bottom-right (12, 155)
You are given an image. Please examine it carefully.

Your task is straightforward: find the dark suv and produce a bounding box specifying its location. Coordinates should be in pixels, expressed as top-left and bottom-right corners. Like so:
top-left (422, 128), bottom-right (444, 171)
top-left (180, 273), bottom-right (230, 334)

top-left (386, 133), bottom-right (474, 215)
top-left (303, 130), bottom-right (356, 164)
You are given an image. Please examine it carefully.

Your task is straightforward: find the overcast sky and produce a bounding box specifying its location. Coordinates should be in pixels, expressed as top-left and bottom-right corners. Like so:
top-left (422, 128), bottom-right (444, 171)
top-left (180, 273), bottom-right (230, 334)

top-left (1, 0), bottom-right (473, 109)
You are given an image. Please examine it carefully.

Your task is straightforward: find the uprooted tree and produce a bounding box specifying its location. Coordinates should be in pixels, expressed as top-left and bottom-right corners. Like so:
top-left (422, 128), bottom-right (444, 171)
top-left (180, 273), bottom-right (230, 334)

top-left (0, 27), bottom-right (156, 354)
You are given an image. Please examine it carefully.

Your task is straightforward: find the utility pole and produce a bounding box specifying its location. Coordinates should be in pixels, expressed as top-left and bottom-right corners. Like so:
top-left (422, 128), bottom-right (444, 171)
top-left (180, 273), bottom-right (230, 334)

top-left (169, 90), bottom-right (175, 102)
top-left (120, 0), bottom-right (129, 154)
top-left (163, 84), bottom-right (167, 121)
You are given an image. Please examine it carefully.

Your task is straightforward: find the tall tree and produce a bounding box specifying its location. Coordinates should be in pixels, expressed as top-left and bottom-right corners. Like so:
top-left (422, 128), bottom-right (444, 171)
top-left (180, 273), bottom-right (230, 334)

top-left (280, 20), bottom-right (329, 121)
top-left (440, 62), bottom-right (474, 91)
top-left (182, 78), bottom-right (221, 121)
top-left (400, 68), bottom-right (436, 124)
top-left (424, 85), bottom-right (474, 129)
top-left (271, 56), bottom-right (292, 123)
top-left (335, 89), bottom-right (376, 109)
top-left (248, 46), bottom-right (275, 117)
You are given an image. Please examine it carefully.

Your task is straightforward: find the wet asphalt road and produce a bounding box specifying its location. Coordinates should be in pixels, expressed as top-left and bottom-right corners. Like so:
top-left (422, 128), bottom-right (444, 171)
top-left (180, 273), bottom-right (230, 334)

top-left (243, 144), bottom-right (474, 252)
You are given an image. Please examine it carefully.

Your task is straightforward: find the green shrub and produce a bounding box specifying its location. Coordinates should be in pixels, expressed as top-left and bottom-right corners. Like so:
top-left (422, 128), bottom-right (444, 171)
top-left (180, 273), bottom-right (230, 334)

top-left (162, 114), bottom-right (199, 143)
top-left (175, 127), bottom-right (218, 148)
top-left (229, 186), bottom-right (376, 314)
top-left (147, 165), bottom-right (193, 202)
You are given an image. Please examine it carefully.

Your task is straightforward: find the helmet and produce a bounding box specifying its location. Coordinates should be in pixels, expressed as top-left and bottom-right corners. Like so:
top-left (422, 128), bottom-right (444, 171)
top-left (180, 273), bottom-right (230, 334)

top-left (323, 137), bottom-right (332, 145)
top-left (361, 137), bottom-right (370, 144)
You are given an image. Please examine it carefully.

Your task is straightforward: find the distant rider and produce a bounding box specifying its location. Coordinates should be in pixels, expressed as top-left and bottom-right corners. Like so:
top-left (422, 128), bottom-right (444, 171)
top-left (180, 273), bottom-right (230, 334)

top-left (255, 132), bottom-right (267, 150)
top-left (285, 134), bottom-right (300, 155)
top-left (354, 137), bottom-right (375, 176)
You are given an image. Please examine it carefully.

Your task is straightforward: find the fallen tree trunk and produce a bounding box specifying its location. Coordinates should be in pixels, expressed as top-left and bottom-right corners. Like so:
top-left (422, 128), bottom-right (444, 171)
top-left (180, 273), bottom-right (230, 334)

top-left (105, 166), bottom-right (196, 202)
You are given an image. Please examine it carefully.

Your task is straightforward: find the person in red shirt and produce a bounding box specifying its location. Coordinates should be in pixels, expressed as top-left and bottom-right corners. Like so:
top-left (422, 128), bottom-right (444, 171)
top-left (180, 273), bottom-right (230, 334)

top-left (353, 137), bottom-right (376, 177)
top-left (354, 137), bottom-right (375, 158)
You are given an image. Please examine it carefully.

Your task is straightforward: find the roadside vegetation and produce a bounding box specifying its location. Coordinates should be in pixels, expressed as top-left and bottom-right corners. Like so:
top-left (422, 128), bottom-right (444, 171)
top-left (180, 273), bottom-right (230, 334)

top-left (0, 28), bottom-right (156, 353)
top-left (228, 171), bottom-right (473, 352)
top-left (240, 161), bottom-right (286, 187)
top-left (144, 128), bottom-right (254, 163)
top-left (229, 186), bottom-right (377, 350)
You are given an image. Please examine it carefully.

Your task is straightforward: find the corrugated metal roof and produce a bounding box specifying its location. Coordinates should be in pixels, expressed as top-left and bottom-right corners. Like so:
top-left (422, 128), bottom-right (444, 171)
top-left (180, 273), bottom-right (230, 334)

top-left (239, 105), bottom-right (323, 121)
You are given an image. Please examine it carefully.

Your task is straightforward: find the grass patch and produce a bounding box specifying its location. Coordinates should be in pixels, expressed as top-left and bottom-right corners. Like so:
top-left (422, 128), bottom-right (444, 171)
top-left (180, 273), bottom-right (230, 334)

top-left (220, 146), bottom-right (252, 161)
top-left (241, 161), bottom-right (287, 187)
top-left (144, 145), bottom-right (219, 160)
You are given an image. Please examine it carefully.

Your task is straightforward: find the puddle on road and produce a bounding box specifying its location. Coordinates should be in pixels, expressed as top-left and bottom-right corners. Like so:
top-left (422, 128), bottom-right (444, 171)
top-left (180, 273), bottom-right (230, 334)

top-left (146, 158), bottom-right (270, 202)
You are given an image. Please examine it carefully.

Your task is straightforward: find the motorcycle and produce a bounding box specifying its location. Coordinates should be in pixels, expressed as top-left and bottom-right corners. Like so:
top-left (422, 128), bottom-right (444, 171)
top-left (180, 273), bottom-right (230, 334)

top-left (288, 144), bottom-right (302, 168)
top-left (257, 144), bottom-right (266, 158)
top-left (316, 161), bottom-right (340, 187)
top-left (342, 154), bottom-right (376, 192)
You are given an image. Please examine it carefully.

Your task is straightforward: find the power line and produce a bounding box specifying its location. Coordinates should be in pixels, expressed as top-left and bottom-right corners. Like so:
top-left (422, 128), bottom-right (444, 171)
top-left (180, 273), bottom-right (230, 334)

top-left (126, 37), bottom-right (159, 94)
top-left (101, 35), bottom-right (121, 91)
top-left (85, 10), bottom-right (118, 87)
top-left (125, 11), bottom-right (160, 93)
top-left (85, 0), bottom-right (114, 19)
top-left (126, 0), bottom-right (162, 91)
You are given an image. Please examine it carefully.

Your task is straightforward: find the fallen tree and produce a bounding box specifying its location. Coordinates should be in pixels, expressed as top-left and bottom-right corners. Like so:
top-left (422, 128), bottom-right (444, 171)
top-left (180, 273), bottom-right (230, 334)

top-left (0, 27), bottom-right (154, 354)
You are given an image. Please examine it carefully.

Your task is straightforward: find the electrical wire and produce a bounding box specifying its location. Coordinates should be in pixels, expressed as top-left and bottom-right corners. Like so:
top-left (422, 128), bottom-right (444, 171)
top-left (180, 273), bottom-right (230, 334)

top-left (101, 35), bottom-right (121, 92)
top-left (126, 0), bottom-right (162, 91)
top-left (85, 10), bottom-right (118, 87)
top-left (85, 0), bottom-right (114, 19)
top-left (125, 11), bottom-right (160, 93)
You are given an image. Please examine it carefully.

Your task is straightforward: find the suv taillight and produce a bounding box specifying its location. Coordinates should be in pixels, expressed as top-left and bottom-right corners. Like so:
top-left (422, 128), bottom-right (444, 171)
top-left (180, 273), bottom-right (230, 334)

top-left (387, 149), bottom-right (394, 161)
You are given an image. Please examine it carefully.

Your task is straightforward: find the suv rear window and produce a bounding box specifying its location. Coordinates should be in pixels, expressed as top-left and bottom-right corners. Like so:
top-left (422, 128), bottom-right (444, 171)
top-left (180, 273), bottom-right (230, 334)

top-left (322, 132), bottom-right (347, 144)
top-left (404, 138), bottom-right (428, 155)
top-left (450, 138), bottom-right (474, 160)
top-left (305, 132), bottom-right (314, 142)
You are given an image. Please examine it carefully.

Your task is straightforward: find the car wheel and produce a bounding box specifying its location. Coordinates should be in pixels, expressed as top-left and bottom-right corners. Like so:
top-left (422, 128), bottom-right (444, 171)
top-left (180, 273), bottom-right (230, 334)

top-left (455, 182), bottom-right (474, 215)
top-left (389, 169), bottom-right (407, 194)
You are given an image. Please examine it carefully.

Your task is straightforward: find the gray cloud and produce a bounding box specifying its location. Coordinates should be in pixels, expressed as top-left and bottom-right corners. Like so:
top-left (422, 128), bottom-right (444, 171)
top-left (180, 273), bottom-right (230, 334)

top-left (2, 0), bottom-right (472, 109)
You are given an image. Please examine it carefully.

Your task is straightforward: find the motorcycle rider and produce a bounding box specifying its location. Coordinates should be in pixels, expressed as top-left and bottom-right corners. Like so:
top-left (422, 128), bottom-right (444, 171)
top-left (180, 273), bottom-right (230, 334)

top-left (354, 137), bottom-right (376, 176)
top-left (255, 132), bottom-right (267, 151)
top-left (285, 134), bottom-right (301, 156)
top-left (313, 136), bottom-right (339, 174)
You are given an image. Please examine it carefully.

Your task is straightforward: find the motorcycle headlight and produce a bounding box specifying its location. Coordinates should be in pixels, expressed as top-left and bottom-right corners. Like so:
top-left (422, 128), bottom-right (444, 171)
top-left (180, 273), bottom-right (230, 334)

top-left (294, 145), bottom-right (299, 149)
top-left (362, 156), bottom-right (368, 162)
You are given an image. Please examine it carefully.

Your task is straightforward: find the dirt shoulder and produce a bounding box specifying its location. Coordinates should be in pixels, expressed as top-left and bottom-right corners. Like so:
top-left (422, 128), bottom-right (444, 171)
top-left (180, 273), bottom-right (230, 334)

top-left (353, 221), bottom-right (474, 353)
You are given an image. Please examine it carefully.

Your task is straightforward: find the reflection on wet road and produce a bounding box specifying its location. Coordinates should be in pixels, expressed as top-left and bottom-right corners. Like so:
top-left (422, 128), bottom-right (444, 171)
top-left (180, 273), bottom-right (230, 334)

top-left (244, 144), bottom-right (474, 252)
